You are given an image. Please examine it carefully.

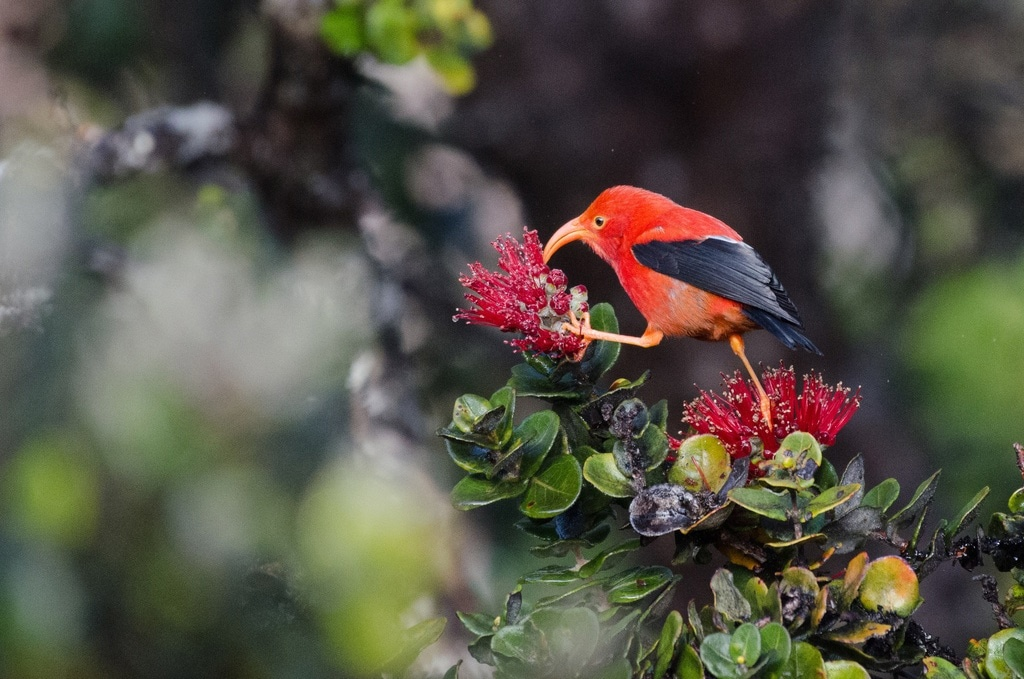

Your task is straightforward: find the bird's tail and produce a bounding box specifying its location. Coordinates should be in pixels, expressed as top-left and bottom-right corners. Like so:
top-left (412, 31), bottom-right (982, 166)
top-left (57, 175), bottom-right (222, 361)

top-left (742, 307), bottom-right (822, 355)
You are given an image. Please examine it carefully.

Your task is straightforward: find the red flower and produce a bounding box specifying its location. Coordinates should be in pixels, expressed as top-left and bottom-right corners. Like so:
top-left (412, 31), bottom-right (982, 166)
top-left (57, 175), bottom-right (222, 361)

top-left (454, 228), bottom-right (589, 358)
top-left (682, 364), bottom-right (860, 459)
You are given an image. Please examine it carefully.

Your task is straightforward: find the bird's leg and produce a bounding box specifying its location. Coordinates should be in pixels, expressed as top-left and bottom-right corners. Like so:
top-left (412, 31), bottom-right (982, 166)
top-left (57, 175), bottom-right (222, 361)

top-left (728, 334), bottom-right (773, 429)
top-left (562, 312), bottom-right (665, 348)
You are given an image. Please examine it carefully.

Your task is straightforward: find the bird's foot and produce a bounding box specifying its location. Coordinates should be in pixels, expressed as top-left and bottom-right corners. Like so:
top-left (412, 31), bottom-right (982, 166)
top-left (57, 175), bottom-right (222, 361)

top-left (561, 313), bottom-right (665, 348)
top-left (758, 394), bottom-right (774, 431)
top-left (561, 309), bottom-right (593, 339)
top-left (729, 333), bottom-right (775, 430)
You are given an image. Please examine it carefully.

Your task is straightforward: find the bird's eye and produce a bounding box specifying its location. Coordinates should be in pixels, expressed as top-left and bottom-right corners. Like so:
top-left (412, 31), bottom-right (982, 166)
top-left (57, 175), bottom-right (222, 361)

top-left (593, 216), bottom-right (606, 228)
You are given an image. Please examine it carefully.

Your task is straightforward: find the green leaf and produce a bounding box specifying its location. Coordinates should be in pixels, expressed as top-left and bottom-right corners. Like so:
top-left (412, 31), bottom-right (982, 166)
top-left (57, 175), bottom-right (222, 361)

top-left (514, 516), bottom-right (559, 541)
top-left (764, 533), bottom-right (827, 549)
top-left (594, 656), bottom-right (634, 679)
top-left (579, 303), bottom-right (620, 380)
top-left (457, 610), bottom-right (497, 637)
top-left (650, 399), bottom-right (669, 429)
top-left (451, 475), bottom-right (528, 510)
top-left (520, 455), bottom-right (582, 519)
top-left (636, 575), bottom-right (681, 630)
top-left (520, 565), bottom-right (579, 584)
top-left (862, 478), bottom-right (900, 511)
top-left (728, 486), bottom-right (792, 521)
top-left (467, 634), bottom-right (494, 665)
top-left (606, 566), bottom-right (675, 604)
top-left (439, 394), bottom-right (510, 448)
top-left (436, 424), bottom-right (498, 448)
top-left (598, 607), bottom-right (641, 647)
top-left (732, 622), bottom-right (762, 664)
top-left (382, 617), bottom-right (447, 673)
top-left (460, 8), bottom-right (493, 48)
top-left (677, 643), bottom-right (704, 679)
top-left (1003, 637), bottom-right (1024, 678)
top-left (858, 555), bottom-right (921, 616)
top-left (669, 434), bottom-right (733, 493)
top-left (547, 607), bottom-right (601, 669)
top-left (759, 622), bottom-right (792, 671)
top-left (445, 439), bottom-right (494, 475)
top-left (837, 552), bottom-right (869, 607)
top-left (515, 410), bottom-right (560, 480)
top-left (443, 660), bottom-right (462, 679)
top-left (943, 486), bottom-right (989, 543)
top-left (766, 432), bottom-right (822, 489)
top-left (320, 7), bottom-right (364, 56)
top-left (701, 633), bottom-right (745, 679)
top-left (780, 641), bottom-right (825, 679)
top-left (835, 455), bottom-right (865, 518)
top-left (426, 47), bottom-right (476, 95)
top-left (583, 452), bottom-right (635, 498)
top-left (739, 572), bottom-right (781, 622)
top-left (1009, 488), bottom-right (1024, 514)
top-left (489, 386), bottom-right (517, 442)
top-left (687, 599), bottom-right (705, 644)
top-left (508, 363), bottom-right (586, 400)
top-left (820, 621), bottom-right (890, 644)
top-left (529, 529), bottom-right (611, 558)
top-left (534, 578), bottom-right (604, 610)
top-left (890, 470), bottom-right (941, 530)
top-left (806, 483), bottom-right (861, 518)
top-left (365, 1), bottom-right (419, 64)
top-left (580, 520), bottom-right (614, 545)
top-left (816, 457), bottom-right (839, 490)
top-left (452, 393), bottom-right (494, 433)
top-left (711, 568), bottom-right (752, 621)
top-left (824, 660), bottom-right (871, 679)
top-left (558, 409), bottom-right (592, 449)
top-left (923, 656), bottom-right (968, 679)
top-left (639, 422), bottom-right (670, 470)
top-left (577, 538), bottom-right (642, 579)
top-left (986, 629), bottom-right (1024, 679)
top-left (654, 610), bottom-right (684, 679)
top-left (491, 624), bottom-right (536, 663)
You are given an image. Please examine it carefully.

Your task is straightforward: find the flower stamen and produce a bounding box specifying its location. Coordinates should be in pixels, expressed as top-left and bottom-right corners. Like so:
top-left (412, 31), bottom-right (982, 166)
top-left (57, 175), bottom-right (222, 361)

top-left (454, 228), bottom-right (590, 358)
top-left (683, 363), bottom-right (861, 461)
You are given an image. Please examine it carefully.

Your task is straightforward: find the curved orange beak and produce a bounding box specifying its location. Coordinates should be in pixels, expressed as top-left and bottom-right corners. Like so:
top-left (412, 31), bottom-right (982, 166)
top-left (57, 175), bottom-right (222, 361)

top-left (542, 217), bottom-right (591, 263)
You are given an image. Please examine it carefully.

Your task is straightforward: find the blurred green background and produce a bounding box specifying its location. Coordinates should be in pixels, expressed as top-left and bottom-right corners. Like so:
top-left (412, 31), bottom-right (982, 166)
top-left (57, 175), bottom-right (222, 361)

top-left (0, 0), bottom-right (1022, 676)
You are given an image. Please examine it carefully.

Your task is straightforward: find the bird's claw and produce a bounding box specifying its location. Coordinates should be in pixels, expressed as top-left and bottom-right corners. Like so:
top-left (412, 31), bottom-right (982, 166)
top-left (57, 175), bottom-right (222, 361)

top-left (759, 398), bottom-right (774, 431)
top-left (562, 310), bottom-right (593, 339)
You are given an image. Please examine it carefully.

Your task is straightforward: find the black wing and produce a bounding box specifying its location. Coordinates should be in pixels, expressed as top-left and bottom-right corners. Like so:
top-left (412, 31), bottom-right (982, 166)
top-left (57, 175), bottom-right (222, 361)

top-left (632, 237), bottom-right (821, 354)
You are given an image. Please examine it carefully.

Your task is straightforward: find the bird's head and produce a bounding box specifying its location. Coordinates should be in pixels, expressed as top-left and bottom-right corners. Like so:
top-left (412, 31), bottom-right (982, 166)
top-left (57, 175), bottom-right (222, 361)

top-left (543, 185), bottom-right (674, 264)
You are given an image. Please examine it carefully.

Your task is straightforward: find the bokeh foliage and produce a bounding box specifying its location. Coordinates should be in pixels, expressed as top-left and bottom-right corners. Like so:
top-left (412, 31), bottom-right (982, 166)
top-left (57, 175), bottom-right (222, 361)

top-left (321, 0), bottom-right (492, 94)
top-left (903, 255), bottom-right (1024, 500)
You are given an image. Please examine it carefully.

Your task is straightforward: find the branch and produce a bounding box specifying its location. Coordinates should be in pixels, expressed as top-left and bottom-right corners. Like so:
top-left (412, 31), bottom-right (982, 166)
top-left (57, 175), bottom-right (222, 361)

top-left (83, 101), bottom-right (235, 181)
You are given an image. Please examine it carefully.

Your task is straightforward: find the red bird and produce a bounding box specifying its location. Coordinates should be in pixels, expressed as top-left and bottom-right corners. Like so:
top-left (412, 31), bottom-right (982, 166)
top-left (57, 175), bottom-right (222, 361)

top-left (542, 185), bottom-right (820, 426)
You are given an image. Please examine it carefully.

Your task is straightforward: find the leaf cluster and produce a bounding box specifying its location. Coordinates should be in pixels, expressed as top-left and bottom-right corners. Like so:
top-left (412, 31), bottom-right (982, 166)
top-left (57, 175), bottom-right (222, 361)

top-left (437, 304), bottom-right (1024, 679)
top-left (320, 0), bottom-right (492, 93)
top-left (459, 547), bottom-right (679, 679)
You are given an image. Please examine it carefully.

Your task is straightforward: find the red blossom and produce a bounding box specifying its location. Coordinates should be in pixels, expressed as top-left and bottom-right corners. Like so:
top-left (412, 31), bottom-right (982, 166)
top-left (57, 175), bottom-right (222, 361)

top-left (454, 228), bottom-right (589, 358)
top-left (682, 364), bottom-right (861, 459)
